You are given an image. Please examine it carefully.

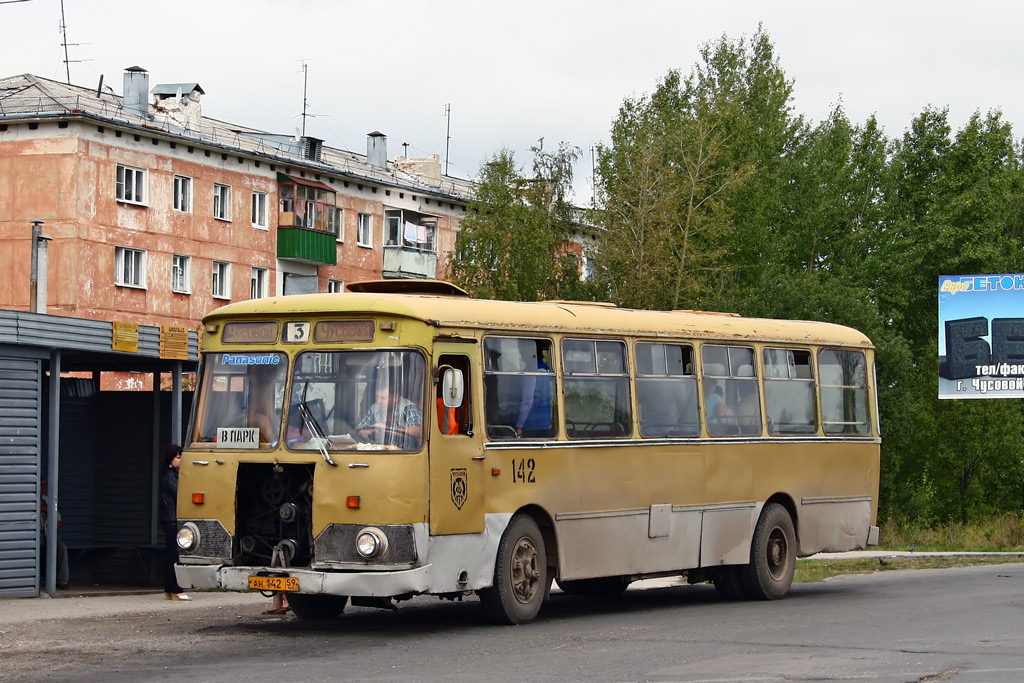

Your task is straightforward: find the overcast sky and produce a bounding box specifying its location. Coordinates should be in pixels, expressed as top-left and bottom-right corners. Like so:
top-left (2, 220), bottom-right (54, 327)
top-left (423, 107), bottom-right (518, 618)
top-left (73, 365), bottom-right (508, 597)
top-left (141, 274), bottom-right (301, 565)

top-left (3, 0), bottom-right (1020, 202)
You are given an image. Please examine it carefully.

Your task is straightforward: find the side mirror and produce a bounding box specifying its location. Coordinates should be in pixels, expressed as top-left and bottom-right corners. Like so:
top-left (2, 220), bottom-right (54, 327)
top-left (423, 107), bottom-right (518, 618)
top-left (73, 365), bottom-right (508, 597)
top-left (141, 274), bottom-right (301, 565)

top-left (440, 366), bottom-right (464, 408)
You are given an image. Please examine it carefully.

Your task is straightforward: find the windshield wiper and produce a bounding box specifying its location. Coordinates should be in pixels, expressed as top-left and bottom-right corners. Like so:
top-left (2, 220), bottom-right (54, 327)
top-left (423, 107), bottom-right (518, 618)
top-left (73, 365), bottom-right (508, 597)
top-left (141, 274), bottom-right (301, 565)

top-left (299, 381), bottom-right (336, 467)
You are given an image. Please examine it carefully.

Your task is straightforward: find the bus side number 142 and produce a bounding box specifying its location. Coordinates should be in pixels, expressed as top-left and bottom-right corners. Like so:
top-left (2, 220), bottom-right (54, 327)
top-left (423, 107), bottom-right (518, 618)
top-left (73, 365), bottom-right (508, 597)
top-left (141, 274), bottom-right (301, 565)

top-left (511, 458), bottom-right (536, 483)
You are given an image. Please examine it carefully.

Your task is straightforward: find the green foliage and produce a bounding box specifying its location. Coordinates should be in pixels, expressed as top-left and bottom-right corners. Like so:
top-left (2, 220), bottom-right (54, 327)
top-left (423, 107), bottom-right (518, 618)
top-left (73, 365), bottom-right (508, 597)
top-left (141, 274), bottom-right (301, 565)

top-left (459, 26), bottom-right (1024, 525)
top-left (446, 141), bottom-right (583, 301)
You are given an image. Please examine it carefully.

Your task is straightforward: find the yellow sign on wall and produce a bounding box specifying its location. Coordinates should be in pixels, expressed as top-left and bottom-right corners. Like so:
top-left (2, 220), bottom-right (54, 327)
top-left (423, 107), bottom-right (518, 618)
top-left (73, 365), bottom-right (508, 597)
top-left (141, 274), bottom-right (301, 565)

top-left (160, 324), bottom-right (190, 360)
top-left (112, 321), bottom-right (139, 353)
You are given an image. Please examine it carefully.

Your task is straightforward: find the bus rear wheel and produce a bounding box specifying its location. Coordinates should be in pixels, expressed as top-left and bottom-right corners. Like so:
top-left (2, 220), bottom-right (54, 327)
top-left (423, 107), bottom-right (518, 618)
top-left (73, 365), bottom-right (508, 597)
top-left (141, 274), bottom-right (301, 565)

top-left (740, 503), bottom-right (796, 600)
top-left (288, 593), bottom-right (348, 619)
top-left (480, 514), bottom-right (550, 624)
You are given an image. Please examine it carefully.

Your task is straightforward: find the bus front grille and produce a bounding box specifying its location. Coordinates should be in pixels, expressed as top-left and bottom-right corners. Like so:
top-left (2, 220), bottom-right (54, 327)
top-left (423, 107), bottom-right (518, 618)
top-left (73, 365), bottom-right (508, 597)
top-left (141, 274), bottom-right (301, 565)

top-left (314, 524), bottom-right (418, 565)
top-left (236, 463), bottom-right (315, 568)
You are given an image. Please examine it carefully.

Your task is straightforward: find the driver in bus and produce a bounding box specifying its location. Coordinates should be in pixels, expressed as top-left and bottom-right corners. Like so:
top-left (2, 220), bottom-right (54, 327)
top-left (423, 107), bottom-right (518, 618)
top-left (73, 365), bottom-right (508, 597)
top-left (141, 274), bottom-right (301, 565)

top-left (356, 384), bottom-right (423, 450)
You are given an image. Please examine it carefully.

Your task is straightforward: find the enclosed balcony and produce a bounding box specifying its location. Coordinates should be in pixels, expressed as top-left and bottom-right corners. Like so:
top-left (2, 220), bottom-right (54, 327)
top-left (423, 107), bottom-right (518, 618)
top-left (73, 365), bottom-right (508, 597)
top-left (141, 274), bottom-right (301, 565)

top-left (382, 209), bottom-right (439, 279)
top-left (277, 174), bottom-right (339, 265)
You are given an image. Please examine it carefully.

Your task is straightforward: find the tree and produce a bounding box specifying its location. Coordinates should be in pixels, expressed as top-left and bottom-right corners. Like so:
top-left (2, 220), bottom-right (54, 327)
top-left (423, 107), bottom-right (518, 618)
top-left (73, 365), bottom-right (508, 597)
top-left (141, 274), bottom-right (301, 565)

top-left (446, 141), bottom-right (582, 301)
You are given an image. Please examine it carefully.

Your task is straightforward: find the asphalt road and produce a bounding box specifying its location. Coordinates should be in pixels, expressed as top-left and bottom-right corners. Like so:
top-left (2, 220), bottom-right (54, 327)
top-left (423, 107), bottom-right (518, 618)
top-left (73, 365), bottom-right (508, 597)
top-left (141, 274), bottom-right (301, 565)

top-left (2, 562), bottom-right (1022, 683)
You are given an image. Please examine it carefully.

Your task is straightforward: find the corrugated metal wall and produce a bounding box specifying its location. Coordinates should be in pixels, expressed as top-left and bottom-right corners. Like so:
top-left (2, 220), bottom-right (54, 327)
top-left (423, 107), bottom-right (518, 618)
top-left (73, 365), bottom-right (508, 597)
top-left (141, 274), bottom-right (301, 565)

top-left (0, 354), bottom-right (42, 598)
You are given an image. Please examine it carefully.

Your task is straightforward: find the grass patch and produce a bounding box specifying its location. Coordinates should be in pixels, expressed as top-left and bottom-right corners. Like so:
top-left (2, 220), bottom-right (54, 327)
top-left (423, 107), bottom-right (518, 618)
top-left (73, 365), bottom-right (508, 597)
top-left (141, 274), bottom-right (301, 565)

top-left (795, 554), bottom-right (1024, 583)
top-left (879, 512), bottom-right (1024, 552)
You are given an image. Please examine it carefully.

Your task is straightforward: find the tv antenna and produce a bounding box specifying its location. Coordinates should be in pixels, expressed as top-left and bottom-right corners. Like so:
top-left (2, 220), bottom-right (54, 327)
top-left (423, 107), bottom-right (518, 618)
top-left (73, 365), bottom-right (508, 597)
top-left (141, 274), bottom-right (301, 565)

top-left (444, 103), bottom-right (451, 175)
top-left (59, 0), bottom-right (90, 84)
top-left (296, 60), bottom-right (322, 137)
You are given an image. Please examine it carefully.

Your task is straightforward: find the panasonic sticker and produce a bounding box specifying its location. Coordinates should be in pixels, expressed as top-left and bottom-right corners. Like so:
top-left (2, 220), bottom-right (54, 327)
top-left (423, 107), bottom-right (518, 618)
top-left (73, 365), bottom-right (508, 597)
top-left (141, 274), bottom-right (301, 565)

top-left (221, 353), bottom-right (281, 366)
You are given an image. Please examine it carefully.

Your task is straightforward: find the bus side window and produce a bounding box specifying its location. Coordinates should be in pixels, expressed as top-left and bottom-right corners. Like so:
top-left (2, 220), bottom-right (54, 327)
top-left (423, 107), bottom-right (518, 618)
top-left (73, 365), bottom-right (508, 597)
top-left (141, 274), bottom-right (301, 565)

top-left (437, 354), bottom-right (472, 436)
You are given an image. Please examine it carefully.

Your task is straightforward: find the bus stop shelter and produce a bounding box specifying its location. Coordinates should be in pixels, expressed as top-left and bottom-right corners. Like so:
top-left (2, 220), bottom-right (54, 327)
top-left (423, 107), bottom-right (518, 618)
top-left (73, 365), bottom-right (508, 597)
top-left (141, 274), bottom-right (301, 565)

top-left (0, 310), bottom-right (199, 598)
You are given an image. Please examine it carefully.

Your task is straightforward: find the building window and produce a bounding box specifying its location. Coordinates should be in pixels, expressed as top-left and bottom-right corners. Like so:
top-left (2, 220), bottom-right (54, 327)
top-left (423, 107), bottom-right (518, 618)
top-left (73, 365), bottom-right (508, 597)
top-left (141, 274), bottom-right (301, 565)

top-left (213, 183), bottom-right (231, 221)
top-left (251, 267), bottom-right (269, 299)
top-left (251, 191), bottom-right (268, 230)
top-left (115, 246), bottom-right (146, 288)
top-left (172, 254), bottom-right (191, 294)
top-left (327, 279), bottom-right (344, 293)
top-left (357, 213), bottom-right (372, 247)
top-left (115, 164), bottom-right (147, 205)
top-left (329, 207), bottom-right (343, 241)
top-left (173, 175), bottom-right (192, 213)
top-left (212, 261), bottom-right (230, 299)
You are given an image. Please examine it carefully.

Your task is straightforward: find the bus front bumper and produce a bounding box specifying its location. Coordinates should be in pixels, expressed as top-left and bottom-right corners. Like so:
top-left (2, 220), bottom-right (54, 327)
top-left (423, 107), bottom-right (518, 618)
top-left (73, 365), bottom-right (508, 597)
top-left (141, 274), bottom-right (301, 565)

top-left (176, 563), bottom-right (433, 597)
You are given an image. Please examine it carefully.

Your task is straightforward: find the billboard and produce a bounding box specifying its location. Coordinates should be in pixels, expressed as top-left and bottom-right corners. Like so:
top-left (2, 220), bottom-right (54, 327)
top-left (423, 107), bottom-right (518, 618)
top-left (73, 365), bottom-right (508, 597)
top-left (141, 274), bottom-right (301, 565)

top-left (938, 274), bottom-right (1024, 399)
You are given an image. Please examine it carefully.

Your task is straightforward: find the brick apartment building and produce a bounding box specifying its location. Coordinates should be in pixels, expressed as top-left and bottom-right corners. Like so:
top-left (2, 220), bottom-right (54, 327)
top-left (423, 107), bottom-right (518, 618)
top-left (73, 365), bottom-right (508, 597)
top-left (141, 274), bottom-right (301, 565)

top-left (0, 67), bottom-right (473, 332)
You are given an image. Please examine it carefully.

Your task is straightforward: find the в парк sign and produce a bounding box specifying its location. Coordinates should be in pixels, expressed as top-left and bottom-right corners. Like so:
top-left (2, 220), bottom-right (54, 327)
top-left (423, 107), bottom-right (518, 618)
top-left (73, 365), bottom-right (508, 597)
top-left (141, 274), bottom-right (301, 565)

top-left (939, 274), bottom-right (1024, 399)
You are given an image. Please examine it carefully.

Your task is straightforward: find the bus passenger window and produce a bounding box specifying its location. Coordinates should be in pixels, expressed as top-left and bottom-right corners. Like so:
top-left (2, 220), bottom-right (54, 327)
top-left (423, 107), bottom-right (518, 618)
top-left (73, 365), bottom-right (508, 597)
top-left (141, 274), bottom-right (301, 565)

top-left (763, 348), bottom-right (817, 435)
top-left (436, 354), bottom-right (472, 436)
top-left (483, 337), bottom-right (556, 440)
top-left (701, 344), bottom-right (762, 436)
top-left (818, 349), bottom-right (870, 435)
top-left (636, 342), bottom-right (698, 437)
top-left (563, 338), bottom-right (631, 439)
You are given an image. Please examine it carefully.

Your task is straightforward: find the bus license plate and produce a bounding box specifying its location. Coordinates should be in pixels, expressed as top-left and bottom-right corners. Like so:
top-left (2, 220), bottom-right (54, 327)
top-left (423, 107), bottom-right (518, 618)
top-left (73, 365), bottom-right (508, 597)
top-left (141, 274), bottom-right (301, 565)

top-left (248, 575), bottom-right (299, 592)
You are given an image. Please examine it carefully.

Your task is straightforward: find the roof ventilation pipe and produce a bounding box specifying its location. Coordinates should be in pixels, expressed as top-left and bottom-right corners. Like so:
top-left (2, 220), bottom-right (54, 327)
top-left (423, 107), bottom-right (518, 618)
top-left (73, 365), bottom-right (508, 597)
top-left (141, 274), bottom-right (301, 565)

top-left (122, 66), bottom-right (151, 119)
top-left (366, 131), bottom-right (387, 170)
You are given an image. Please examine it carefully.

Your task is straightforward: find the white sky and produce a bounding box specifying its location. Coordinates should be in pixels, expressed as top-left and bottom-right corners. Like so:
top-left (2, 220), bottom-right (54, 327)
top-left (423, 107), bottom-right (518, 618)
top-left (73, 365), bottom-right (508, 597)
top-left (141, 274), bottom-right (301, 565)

top-left (2, 0), bottom-right (1020, 202)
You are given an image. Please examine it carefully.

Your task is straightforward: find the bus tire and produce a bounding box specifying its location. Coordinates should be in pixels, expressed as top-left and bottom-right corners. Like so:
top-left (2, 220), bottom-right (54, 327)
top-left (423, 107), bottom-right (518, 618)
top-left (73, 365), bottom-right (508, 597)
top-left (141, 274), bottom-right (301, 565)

top-left (287, 593), bottom-right (348, 619)
top-left (740, 503), bottom-right (796, 600)
top-left (556, 576), bottom-right (630, 598)
top-left (711, 566), bottom-right (747, 601)
top-left (480, 514), bottom-right (550, 624)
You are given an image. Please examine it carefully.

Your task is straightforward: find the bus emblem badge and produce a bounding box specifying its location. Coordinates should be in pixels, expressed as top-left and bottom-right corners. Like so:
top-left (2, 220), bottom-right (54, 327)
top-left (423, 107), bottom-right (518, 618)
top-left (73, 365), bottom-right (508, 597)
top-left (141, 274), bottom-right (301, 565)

top-left (450, 468), bottom-right (468, 510)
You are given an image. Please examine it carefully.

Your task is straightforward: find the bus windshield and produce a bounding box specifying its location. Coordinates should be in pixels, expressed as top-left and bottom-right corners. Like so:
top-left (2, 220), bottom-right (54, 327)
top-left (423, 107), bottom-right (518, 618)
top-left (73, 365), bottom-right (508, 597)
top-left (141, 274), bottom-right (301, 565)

top-left (287, 349), bottom-right (426, 452)
top-left (192, 352), bottom-right (288, 448)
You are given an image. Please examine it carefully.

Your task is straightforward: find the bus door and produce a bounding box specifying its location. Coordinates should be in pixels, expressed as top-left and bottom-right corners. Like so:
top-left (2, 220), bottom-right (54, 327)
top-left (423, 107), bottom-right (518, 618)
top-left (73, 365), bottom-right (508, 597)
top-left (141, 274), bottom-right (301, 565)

top-left (429, 344), bottom-right (484, 535)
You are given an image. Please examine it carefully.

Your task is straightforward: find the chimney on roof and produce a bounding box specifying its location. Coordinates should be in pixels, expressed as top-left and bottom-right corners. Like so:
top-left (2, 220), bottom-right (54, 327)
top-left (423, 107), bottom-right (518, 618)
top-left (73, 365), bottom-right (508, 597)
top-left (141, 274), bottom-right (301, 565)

top-left (367, 131), bottom-right (387, 170)
top-left (122, 66), bottom-right (150, 118)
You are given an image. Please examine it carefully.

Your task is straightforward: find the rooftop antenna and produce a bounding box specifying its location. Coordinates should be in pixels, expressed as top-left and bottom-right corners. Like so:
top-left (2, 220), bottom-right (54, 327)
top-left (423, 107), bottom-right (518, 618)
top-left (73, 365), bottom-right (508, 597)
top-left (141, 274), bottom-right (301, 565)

top-left (58, 0), bottom-right (89, 84)
top-left (298, 60), bottom-right (313, 137)
top-left (444, 103), bottom-right (451, 175)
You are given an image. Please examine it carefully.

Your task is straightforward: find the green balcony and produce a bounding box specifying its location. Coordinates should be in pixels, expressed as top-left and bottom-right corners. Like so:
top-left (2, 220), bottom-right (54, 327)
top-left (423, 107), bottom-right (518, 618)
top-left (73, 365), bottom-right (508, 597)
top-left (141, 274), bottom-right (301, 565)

top-left (277, 224), bottom-right (337, 265)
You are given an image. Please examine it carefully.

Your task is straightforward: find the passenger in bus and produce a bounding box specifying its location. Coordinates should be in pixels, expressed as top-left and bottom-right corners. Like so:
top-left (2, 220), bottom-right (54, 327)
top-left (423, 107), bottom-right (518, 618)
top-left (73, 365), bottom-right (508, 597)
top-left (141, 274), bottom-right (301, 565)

top-left (515, 340), bottom-right (552, 438)
top-left (356, 385), bottom-right (423, 450)
top-left (733, 382), bottom-right (762, 434)
top-left (706, 384), bottom-right (727, 428)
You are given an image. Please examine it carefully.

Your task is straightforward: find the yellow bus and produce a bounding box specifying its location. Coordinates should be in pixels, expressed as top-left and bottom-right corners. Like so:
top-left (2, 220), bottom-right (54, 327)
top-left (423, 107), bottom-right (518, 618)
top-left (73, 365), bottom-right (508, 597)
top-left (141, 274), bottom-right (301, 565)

top-left (175, 280), bottom-right (880, 623)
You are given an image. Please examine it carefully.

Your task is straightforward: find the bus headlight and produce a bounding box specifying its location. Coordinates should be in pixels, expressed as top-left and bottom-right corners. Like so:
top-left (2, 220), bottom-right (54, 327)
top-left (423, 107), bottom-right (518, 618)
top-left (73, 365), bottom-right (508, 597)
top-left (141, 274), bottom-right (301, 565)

top-left (177, 522), bottom-right (201, 551)
top-left (355, 527), bottom-right (388, 559)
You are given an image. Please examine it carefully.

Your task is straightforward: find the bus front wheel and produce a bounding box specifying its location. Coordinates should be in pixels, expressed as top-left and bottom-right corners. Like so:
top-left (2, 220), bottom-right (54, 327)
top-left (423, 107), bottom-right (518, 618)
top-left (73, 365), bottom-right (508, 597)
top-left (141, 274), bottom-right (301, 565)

top-left (740, 503), bottom-right (796, 600)
top-left (288, 593), bottom-right (348, 619)
top-left (480, 514), bottom-right (550, 624)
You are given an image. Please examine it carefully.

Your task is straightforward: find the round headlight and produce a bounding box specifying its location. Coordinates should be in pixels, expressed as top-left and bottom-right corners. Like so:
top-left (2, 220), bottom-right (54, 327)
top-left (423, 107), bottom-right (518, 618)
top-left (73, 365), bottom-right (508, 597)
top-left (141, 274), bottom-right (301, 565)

top-left (177, 522), bottom-right (200, 551)
top-left (355, 527), bottom-right (388, 559)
